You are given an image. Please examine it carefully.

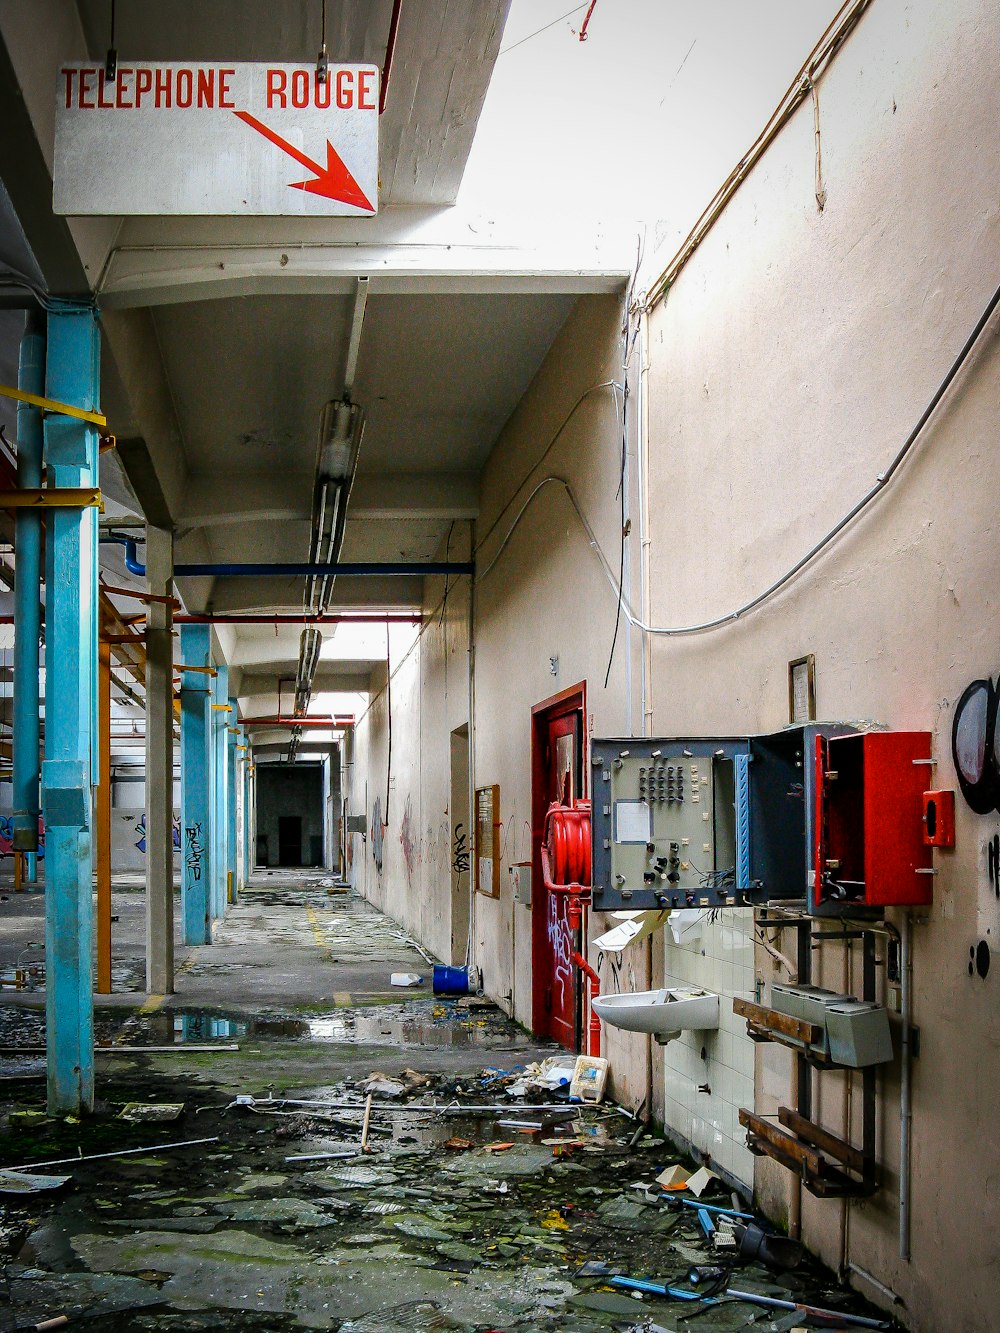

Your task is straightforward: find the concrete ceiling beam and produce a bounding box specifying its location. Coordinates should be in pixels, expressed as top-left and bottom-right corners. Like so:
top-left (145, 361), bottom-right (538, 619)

top-left (176, 470), bottom-right (479, 532)
top-left (187, 574), bottom-right (423, 615)
top-left (378, 0), bottom-right (511, 205)
top-left (100, 308), bottom-right (190, 523)
top-left (95, 208), bottom-right (633, 308)
top-left (236, 670), bottom-right (371, 696)
top-left (0, 1), bottom-right (116, 295)
top-left (349, 472), bottom-right (479, 520)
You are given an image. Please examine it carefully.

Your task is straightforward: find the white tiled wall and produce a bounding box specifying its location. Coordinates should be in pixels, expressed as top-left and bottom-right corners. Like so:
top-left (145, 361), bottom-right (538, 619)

top-left (659, 907), bottom-right (756, 1187)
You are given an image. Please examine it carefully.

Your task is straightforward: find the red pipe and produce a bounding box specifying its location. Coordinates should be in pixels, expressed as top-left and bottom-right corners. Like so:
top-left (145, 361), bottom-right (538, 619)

top-left (578, 0), bottom-right (598, 41)
top-left (573, 947), bottom-right (602, 1058)
top-left (380, 0), bottom-right (403, 114)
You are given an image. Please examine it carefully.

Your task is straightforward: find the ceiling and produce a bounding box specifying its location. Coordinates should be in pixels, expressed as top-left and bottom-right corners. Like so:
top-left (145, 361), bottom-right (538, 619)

top-left (0, 0), bottom-right (627, 745)
top-left (154, 288), bottom-right (577, 608)
top-left (75, 0), bottom-right (509, 207)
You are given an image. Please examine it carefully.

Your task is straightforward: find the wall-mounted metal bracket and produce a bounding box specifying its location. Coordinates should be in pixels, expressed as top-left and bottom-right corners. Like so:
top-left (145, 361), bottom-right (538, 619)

top-left (0, 488), bottom-right (102, 509)
top-left (0, 382), bottom-right (107, 429)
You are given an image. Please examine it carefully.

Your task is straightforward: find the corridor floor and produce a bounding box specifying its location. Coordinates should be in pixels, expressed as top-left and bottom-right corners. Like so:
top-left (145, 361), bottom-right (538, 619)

top-left (0, 876), bottom-right (895, 1331)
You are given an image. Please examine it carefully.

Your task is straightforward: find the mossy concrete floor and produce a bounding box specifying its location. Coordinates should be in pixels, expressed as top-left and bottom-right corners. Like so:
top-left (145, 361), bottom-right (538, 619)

top-left (0, 875), bottom-right (898, 1331)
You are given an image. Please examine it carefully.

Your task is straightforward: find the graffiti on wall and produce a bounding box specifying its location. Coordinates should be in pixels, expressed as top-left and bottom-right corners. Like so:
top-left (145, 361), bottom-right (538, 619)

top-left (0, 815), bottom-right (45, 859)
top-left (371, 796), bottom-right (384, 874)
top-left (132, 812), bottom-right (182, 855)
top-left (399, 793), bottom-right (417, 887)
top-left (451, 821), bottom-right (470, 876)
top-left (185, 821), bottom-right (206, 882)
top-left (545, 886), bottom-right (574, 1028)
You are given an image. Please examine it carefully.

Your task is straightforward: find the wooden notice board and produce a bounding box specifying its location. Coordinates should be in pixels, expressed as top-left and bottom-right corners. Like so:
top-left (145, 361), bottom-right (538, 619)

top-left (475, 784), bottom-right (500, 898)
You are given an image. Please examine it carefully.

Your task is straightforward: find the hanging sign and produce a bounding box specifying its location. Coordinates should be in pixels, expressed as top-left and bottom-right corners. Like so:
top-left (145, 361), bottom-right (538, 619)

top-left (53, 62), bottom-right (378, 217)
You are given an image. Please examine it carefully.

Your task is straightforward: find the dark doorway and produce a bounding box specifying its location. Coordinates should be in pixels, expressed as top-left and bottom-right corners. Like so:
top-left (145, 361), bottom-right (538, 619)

top-left (278, 816), bottom-right (302, 866)
top-left (256, 764), bottom-right (325, 868)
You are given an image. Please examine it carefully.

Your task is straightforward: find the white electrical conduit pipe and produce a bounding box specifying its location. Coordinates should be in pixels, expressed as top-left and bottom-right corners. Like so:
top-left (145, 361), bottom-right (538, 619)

top-left (477, 278), bottom-right (1000, 636)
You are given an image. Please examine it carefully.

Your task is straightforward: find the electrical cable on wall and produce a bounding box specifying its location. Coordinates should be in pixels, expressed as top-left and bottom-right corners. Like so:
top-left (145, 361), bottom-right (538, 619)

top-left (478, 276), bottom-right (1000, 637)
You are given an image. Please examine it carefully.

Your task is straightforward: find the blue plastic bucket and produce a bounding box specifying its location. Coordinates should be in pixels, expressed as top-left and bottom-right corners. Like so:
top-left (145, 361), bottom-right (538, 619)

top-left (433, 964), bottom-right (472, 995)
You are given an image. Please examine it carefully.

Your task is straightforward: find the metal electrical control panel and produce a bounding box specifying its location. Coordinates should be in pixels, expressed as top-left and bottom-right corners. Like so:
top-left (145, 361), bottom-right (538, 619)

top-left (590, 737), bottom-right (753, 912)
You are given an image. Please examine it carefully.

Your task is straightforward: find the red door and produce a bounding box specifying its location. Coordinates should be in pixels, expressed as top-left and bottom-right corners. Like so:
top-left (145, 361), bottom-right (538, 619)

top-left (531, 686), bottom-right (586, 1051)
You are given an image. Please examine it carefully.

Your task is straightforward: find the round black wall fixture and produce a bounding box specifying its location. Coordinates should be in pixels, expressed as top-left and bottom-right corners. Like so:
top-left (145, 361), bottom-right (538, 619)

top-left (952, 679), bottom-right (999, 814)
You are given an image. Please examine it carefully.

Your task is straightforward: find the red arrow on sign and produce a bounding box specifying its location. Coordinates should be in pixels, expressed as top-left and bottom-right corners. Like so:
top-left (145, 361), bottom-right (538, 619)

top-left (234, 110), bottom-right (375, 212)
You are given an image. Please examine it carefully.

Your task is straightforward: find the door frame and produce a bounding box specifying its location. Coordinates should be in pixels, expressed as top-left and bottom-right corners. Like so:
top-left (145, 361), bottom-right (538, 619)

top-left (530, 681), bottom-right (587, 1042)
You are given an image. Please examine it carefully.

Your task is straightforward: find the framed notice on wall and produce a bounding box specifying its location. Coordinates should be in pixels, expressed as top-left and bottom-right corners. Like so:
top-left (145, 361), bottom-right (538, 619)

top-left (788, 654), bottom-right (817, 724)
top-left (475, 784), bottom-right (500, 898)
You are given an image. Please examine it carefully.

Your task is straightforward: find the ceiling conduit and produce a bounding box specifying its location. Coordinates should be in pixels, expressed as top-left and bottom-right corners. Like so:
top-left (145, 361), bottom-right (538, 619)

top-left (290, 277), bottom-right (369, 761)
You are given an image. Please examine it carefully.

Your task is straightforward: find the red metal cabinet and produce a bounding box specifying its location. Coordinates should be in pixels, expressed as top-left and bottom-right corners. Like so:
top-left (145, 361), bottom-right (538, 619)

top-left (813, 731), bottom-right (933, 909)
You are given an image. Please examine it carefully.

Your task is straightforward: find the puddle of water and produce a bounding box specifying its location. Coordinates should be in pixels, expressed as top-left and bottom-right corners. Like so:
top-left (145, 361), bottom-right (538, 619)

top-left (133, 1003), bottom-right (519, 1049)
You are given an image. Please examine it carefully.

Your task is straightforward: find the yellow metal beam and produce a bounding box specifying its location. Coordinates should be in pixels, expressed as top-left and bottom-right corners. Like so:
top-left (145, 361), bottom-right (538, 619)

top-left (0, 488), bottom-right (102, 509)
top-left (0, 382), bottom-right (107, 429)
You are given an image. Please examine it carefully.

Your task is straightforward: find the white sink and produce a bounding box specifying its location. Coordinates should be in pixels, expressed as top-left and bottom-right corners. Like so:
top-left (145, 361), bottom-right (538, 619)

top-left (593, 987), bottom-right (720, 1043)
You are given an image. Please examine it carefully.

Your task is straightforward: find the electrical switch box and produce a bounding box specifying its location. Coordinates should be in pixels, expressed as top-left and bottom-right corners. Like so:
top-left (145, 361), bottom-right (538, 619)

top-left (812, 731), bottom-right (934, 910)
top-left (590, 737), bottom-right (752, 912)
top-left (509, 862), bottom-right (532, 906)
top-left (748, 724), bottom-right (856, 903)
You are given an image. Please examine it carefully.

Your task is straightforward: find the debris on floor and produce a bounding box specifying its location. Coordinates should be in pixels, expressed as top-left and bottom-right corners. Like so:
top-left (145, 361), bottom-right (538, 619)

top-left (0, 1168), bottom-right (71, 1194)
top-left (0, 879), bottom-right (899, 1331)
top-left (118, 1102), bottom-right (185, 1123)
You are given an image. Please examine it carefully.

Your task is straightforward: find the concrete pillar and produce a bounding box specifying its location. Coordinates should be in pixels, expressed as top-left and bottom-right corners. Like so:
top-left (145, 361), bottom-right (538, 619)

top-left (241, 732), bottom-right (251, 889)
top-left (40, 305), bottom-right (99, 1116)
top-left (13, 312), bottom-right (45, 885)
top-left (145, 526), bottom-right (174, 994)
top-left (212, 663), bottom-right (230, 920)
top-left (179, 624), bottom-right (212, 944)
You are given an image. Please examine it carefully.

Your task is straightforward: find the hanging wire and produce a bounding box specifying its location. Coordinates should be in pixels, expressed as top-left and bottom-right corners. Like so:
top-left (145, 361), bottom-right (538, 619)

top-left (105, 0), bottom-right (117, 82)
top-left (317, 0), bottom-right (329, 83)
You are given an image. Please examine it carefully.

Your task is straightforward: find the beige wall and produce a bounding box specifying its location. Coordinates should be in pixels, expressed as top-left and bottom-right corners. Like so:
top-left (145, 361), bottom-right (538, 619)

top-left (642, 0), bottom-right (1000, 1326)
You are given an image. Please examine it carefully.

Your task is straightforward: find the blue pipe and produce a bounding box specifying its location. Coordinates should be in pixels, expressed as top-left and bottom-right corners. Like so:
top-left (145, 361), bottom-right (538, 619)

top-left (100, 533), bottom-right (146, 576)
top-left (678, 1199), bottom-right (755, 1220)
top-left (173, 561), bottom-right (474, 577)
top-left (12, 313), bottom-right (45, 881)
top-left (610, 1276), bottom-right (714, 1304)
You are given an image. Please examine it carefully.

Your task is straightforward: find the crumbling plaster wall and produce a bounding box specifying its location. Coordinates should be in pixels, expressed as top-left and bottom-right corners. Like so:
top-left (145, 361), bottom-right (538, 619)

top-left (642, 0), bottom-right (1000, 1326)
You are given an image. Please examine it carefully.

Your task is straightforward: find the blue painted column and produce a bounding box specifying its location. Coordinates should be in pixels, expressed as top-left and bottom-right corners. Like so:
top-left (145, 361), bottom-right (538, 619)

top-left (241, 732), bottom-right (251, 888)
top-left (179, 624), bottom-right (212, 944)
top-left (226, 704), bottom-right (238, 904)
top-left (40, 306), bottom-right (99, 1115)
top-left (13, 312), bottom-right (45, 885)
top-left (212, 664), bottom-right (230, 920)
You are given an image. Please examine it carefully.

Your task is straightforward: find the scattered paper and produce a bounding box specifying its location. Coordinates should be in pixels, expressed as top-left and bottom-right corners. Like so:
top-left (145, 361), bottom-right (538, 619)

top-left (655, 1163), bottom-right (691, 1191)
